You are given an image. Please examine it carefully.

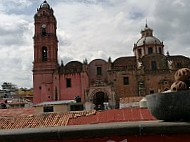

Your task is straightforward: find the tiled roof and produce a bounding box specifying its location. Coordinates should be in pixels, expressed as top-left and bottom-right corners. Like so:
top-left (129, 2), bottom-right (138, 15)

top-left (0, 107), bottom-right (35, 117)
top-left (35, 100), bottom-right (76, 107)
top-left (0, 108), bottom-right (156, 130)
top-left (9, 102), bottom-right (27, 105)
top-left (113, 56), bottom-right (136, 66)
top-left (68, 108), bottom-right (156, 126)
top-left (167, 55), bottom-right (190, 60)
top-left (0, 110), bottom-right (96, 130)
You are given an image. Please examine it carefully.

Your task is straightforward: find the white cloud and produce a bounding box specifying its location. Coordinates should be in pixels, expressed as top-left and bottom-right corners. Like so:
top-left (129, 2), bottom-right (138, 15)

top-left (0, 0), bottom-right (32, 11)
top-left (54, 1), bottom-right (141, 63)
top-left (0, 11), bottom-right (33, 88)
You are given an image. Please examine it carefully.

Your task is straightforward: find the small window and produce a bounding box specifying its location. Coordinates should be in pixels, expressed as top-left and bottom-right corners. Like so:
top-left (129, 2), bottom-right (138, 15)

top-left (39, 86), bottom-right (42, 90)
top-left (42, 47), bottom-right (47, 61)
top-left (43, 106), bottom-right (53, 112)
top-left (159, 48), bottom-right (162, 54)
top-left (148, 47), bottom-right (153, 54)
top-left (70, 104), bottom-right (84, 111)
top-left (43, 11), bottom-right (45, 16)
top-left (151, 61), bottom-right (157, 70)
top-left (123, 77), bottom-right (129, 85)
top-left (150, 90), bottom-right (154, 94)
top-left (97, 67), bottom-right (102, 75)
top-left (66, 78), bottom-right (72, 88)
top-left (138, 49), bottom-right (142, 56)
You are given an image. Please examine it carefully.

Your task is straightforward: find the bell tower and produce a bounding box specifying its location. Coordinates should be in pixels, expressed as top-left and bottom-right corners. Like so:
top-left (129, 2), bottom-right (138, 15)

top-left (33, 0), bottom-right (58, 104)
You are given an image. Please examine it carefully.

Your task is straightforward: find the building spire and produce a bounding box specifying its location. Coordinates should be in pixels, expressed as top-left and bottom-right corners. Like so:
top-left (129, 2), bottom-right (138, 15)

top-left (145, 18), bottom-right (148, 28)
top-left (166, 51), bottom-right (170, 56)
top-left (61, 60), bottom-right (64, 67)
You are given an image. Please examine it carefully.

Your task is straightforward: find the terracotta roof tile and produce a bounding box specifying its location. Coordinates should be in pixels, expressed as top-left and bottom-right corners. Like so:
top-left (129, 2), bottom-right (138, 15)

top-left (68, 108), bottom-right (156, 126)
top-left (106, 110), bottom-right (115, 122)
top-left (123, 108), bottom-right (134, 121)
top-left (0, 108), bottom-right (156, 130)
top-left (0, 110), bottom-right (96, 130)
top-left (0, 107), bottom-right (35, 117)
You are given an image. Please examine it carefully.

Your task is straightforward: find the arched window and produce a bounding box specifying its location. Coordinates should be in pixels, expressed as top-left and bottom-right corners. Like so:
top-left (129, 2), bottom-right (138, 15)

top-left (42, 47), bottom-right (47, 61)
top-left (43, 11), bottom-right (45, 16)
top-left (148, 47), bottom-right (153, 54)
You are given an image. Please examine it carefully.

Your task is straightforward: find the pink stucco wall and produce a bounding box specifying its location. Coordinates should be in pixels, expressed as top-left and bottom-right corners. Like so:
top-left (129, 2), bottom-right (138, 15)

top-left (59, 72), bottom-right (89, 102)
top-left (33, 73), bottom-right (54, 105)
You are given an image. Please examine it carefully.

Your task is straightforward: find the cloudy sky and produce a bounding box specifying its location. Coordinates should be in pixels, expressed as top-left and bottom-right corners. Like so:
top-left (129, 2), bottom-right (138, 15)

top-left (0, 0), bottom-right (189, 88)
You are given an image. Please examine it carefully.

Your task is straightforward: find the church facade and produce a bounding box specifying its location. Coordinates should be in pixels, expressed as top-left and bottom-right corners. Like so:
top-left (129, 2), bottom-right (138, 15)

top-left (33, 1), bottom-right (190, 109)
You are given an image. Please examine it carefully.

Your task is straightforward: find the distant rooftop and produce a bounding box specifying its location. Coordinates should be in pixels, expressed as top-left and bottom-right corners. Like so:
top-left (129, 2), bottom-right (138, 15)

top-left (34, 100), bottom-right (76, 107)
top-left (0, 107), bottom-right (34, 118)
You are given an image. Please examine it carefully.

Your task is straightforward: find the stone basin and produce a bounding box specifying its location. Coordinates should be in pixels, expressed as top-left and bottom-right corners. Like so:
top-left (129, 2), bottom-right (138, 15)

top-left (146, 90), bottom-right (190, 121)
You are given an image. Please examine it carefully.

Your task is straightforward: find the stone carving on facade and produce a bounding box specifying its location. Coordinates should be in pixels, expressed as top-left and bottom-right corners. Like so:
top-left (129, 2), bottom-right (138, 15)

top-left (168, 60), bottom-right (173, 69)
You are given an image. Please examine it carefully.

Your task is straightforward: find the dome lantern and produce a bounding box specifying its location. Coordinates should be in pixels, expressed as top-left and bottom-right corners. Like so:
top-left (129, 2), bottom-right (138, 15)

top-left (141, 23), bottom-right (153, 38)
top-left (133, 24), bottom-right (164, 59)
top-left (40, 0), bottom-right (50, 9)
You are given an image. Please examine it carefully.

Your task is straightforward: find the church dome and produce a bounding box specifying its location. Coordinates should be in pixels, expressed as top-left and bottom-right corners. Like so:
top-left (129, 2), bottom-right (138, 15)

top-left (133, 24), bottom-right (164, 59)
top-left (136, 36), bottom-right (161, 46)
top-left (40, 0), bottom-right (50, 9)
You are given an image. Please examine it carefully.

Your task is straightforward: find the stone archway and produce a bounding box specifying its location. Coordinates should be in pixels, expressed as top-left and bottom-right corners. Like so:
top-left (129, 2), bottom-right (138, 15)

top-left (93, 91), bottom-right (108, 110)
top-left (89, 88), bottom-right (112, 110)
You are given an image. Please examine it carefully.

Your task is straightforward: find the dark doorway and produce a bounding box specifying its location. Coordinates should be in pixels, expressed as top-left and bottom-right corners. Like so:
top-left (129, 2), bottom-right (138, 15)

top-left (93, 92), bottom-right (108, 110)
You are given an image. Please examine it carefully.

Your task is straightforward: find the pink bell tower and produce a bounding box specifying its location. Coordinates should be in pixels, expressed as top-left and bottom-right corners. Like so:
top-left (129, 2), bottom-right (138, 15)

top-left (33, 1), bottom-right (58, 105)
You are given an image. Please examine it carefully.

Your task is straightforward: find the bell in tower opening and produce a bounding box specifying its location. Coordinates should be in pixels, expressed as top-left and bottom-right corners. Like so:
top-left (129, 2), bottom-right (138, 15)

top-left (41, 24), bottom-right (47, 36)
